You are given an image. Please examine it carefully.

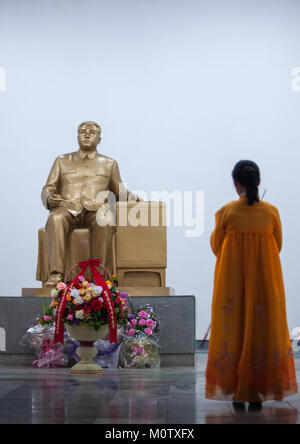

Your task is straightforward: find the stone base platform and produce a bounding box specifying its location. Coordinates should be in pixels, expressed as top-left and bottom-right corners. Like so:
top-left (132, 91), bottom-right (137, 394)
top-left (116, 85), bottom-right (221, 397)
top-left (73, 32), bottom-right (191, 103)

top-left (0, 296), bottom-right (195, 367)
top-left (21, 287), bottom-right (175, 297)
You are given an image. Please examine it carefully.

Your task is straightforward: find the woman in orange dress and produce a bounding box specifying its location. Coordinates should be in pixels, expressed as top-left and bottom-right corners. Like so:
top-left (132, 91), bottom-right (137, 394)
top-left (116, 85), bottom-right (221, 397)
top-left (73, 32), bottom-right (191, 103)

top-left (205, 160), bottom-right (297, 409)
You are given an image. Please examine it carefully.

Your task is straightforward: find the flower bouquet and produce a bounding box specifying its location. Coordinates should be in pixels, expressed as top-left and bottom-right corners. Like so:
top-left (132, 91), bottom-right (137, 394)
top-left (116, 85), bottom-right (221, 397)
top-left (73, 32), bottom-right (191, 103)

top-left (119, 304), bottom-right (161, 369)
top-left (20, 323), bottom-right (76, 369)
top-left (94, 329), bottom-right (123, 369)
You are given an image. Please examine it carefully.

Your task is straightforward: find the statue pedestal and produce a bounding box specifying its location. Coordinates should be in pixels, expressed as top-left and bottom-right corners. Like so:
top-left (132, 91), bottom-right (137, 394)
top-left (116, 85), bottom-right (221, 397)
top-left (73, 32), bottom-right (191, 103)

top-left (21, 287), bottom-right (175, 298)
top-left (118, 287), bottom-right (175, 297)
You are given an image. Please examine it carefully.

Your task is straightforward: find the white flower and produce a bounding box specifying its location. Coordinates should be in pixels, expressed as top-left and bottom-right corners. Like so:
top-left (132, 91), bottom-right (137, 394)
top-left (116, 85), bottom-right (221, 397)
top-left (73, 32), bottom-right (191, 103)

top-left (74, 296), bottom-right (84, 305)
top-left (93, 285), bottom-right (103, 295)
top-left (70, 288), bottom-right (80, 298)
top-left (75, 310), bottom-right (84, 320)
top-left (51, 289), bottom-right (58, 299)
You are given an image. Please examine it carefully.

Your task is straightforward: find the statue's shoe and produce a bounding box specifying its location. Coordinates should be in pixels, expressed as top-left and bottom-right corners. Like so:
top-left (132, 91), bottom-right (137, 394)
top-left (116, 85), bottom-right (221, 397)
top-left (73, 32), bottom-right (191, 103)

top-left (45, 273), bottom-right (64, 288)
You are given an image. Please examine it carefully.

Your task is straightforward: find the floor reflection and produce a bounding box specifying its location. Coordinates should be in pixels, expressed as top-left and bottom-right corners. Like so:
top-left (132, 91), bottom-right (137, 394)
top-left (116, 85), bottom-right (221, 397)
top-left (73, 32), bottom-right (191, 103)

top-left (0, 354), bottom-right (299, 424)
top-left (205, 404), bottom-right (299, 424)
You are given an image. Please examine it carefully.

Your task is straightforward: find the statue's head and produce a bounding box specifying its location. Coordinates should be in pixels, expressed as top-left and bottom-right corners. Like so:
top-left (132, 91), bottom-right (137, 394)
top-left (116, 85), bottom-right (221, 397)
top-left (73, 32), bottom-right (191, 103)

top-left (77, 121), bottom-right (101, 151)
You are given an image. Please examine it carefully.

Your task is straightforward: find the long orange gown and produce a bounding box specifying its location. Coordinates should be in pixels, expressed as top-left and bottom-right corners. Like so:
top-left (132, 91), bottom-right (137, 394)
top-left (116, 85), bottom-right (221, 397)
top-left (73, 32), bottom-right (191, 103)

top-left (205, 196), bottom-right (298, 402)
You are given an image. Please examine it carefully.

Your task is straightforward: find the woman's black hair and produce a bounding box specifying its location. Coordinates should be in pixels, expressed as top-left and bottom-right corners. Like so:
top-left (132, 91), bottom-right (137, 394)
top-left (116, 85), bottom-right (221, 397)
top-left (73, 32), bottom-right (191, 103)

top-left (232, 160), bottom-right (260, 205)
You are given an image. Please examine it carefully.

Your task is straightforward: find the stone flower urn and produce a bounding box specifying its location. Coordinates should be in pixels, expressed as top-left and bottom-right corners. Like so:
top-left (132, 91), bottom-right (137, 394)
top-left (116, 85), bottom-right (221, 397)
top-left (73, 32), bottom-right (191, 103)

top-left (66, 324), bottom-right (110, 373)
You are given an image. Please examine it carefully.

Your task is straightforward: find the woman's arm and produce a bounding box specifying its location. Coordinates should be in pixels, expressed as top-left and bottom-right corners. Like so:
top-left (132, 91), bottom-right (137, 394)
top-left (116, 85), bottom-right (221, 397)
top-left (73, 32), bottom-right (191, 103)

top-left (273, 208), bottom-right (283, 253)
top-left (210, 207), bottom-right (227, 256)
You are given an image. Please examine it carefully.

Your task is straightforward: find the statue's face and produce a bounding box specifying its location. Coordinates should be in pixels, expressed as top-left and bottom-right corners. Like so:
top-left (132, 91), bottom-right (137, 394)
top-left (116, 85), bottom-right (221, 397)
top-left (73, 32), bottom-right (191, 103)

top-left (78, 123), bottom-right (101, 151)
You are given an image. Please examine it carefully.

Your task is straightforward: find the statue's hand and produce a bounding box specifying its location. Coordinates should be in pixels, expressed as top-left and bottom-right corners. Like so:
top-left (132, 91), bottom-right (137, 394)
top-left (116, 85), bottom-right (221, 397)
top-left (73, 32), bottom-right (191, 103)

top-left (48, 194), bottom-right (64, 209)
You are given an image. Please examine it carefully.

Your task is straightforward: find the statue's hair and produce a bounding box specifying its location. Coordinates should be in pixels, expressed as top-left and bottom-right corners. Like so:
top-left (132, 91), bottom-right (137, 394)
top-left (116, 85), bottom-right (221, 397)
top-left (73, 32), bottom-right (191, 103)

top-left (78, 121), bottom-right (102, 134)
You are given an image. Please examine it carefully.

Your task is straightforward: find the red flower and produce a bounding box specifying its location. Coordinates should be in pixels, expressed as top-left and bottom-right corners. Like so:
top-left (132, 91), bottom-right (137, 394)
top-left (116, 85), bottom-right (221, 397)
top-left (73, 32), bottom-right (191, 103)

top-left (83, 305), bottom-right (92, 314)
top-left (90, 299), bottom-right (103, 312)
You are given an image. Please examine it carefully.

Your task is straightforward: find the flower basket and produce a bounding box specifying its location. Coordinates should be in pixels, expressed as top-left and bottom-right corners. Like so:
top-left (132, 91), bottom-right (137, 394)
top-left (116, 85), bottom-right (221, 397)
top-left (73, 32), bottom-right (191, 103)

top-left (46, 259), bottom-right (131, 373)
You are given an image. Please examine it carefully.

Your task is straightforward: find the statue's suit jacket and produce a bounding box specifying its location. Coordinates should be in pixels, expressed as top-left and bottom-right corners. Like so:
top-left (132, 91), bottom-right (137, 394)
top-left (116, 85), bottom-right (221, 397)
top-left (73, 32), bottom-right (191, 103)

top-left (42, 149), bottom-right (127, 216)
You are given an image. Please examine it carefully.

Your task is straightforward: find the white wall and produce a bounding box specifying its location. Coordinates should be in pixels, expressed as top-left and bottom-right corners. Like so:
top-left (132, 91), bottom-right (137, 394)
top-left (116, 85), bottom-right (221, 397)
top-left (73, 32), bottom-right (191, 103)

top-left (1, 0), bottom-right (300, 339)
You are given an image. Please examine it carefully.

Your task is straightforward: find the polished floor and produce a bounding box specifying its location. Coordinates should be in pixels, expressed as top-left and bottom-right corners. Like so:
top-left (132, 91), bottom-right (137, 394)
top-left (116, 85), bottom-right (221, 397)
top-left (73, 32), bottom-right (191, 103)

top-left (0, 353), bottom-right (300, 424)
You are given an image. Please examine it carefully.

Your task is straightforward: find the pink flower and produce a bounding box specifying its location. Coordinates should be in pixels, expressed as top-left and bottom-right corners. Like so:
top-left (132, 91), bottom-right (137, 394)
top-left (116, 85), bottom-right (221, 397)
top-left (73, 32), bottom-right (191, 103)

top-left (139, 319), bottom-right (146, 326)
top-left (138, 310), bottom-right (148, 319)
top-left (57, 282), bottom-right (67, 291)
top-left (145, 328), bottom-right (153, 336)
top-left (78, 275), bottom-right (85, 282)
top-left (43, 315), bottom-right (52, 322)
top-left (146, 319), bottom-right (155, 327)
top-left (131, 319), bottom-right (137, 327)
top-left (128, 328), bottom-right (135, 336)
top-left (67, 314), bottom-right (74, 321)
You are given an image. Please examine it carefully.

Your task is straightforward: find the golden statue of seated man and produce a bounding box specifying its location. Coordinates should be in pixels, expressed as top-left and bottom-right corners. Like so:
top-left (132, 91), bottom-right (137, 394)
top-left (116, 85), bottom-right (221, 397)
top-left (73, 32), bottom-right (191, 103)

top-left (42, 121), bottom-right (138, 287)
